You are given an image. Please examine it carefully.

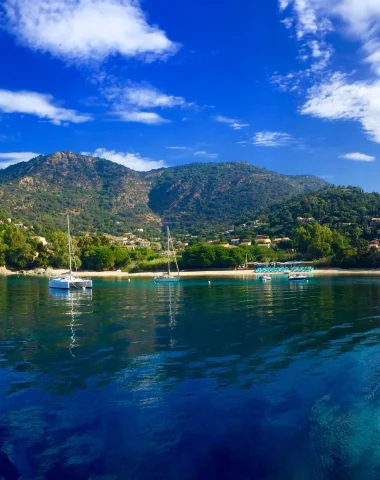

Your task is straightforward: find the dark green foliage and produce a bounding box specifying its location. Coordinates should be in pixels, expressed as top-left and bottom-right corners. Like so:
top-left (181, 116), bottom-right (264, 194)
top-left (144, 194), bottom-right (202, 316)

top-left (83, 247), bottom-right (116, 271)
top-left (181, 245), bottom-right (244, 269)
top-left (266, 186), bottom-right (380, 237)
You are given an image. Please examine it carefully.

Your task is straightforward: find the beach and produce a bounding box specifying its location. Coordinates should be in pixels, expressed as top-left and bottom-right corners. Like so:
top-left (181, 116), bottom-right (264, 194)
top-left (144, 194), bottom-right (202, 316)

top-left (3, 267), bottom-right (380, 277)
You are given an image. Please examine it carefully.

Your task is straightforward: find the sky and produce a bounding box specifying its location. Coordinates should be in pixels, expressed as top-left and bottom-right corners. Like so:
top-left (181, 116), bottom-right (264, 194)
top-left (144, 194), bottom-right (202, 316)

top-left (1, 0), bottom-right (380, 190)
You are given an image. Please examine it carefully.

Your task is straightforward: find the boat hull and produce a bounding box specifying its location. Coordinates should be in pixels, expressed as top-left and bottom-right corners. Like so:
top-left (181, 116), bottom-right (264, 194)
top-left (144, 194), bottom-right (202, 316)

top-left (288, 276), bottom-right (307, 282)
top-left (48, 278), bottom-right (93, 289)
top-left (153, 276), bottom-right (180, 283)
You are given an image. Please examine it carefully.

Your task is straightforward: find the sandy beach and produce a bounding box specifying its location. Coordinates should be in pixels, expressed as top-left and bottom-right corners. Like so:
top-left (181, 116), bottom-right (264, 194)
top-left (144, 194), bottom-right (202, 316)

top-left (3, 267), bottom-right (380, 278)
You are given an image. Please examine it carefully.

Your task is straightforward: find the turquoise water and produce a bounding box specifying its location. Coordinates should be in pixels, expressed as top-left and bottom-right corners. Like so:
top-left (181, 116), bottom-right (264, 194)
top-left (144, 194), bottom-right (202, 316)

top-left (1, 275), bottom-right (380, 478)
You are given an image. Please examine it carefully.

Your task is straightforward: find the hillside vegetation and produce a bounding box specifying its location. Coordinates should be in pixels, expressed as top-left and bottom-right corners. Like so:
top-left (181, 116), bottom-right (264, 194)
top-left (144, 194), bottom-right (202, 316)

top-left (265, 186), bottom-right (380, 238)
top-left (0, 152), bottom-right (327, 235)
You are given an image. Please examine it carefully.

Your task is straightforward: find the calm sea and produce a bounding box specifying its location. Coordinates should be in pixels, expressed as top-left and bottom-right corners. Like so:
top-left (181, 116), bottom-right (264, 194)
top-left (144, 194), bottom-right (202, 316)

top-left (1, 275), bottom-right (380, 479)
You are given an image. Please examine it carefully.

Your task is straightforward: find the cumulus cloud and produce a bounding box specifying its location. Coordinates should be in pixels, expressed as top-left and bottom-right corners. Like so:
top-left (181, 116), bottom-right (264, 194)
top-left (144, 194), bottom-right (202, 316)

top-left (89, 148), bottom-right (165, 171)
top-left (0, 151), bottom-right (40, 169)
top-left (0, 89), bottom-right (91, 125)
top-left (276, 1), bottom-right (380, 143)
top-left (301, 73), bottom-right (380, 143)
top-left (194, 151), bottom-right (219, 159)
top-left (2, 0), bottom-right (178, 63)
top-left (214, 115), bottom-right (249, 130)
top-left (253, 131), bottom-right (293, 147)
top-left (339, 152), bottom-right (375, 162)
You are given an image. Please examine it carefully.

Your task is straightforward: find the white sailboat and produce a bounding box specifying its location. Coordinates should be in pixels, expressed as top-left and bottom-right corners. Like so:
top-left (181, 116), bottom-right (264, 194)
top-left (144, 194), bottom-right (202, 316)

top-left (48, 215), bottom-right (93, 290)
top-left (153, 227), bottom-right (180, 283)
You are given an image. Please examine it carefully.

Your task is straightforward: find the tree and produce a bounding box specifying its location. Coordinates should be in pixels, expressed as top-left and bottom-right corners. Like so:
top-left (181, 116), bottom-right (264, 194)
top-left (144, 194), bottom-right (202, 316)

top-left (5, 245), bottom-right (33, 270)
top-left (83, 247), bottom-right (116, 271)
top-left (3, 227), bottom-right (27, 249)
top-left (113, 246), bottom-right (131, 270)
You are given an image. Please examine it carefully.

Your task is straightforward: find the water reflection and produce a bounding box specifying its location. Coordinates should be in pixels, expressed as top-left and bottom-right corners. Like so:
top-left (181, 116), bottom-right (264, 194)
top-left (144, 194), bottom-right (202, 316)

top-left (3, 276), bottom-right (380, 477)
top-left (49, 289), bottom-right (92, 357)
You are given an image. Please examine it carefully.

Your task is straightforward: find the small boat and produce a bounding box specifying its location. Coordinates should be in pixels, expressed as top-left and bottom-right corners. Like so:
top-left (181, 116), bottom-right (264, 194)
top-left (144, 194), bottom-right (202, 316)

top-left (49, 272), bottom-right (92, 290)
top-left (288, 274), bottom-right (307, 282)
top-left (49, 215), bottom-right (92, 290)
top-left (153, 227), bottom-right (180, 284)
top-left (259, 275), bottom-right (272, 282)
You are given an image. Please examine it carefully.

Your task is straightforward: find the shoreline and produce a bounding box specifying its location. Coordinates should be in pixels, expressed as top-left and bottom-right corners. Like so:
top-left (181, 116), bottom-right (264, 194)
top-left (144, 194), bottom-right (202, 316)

top-left (3, 267), bottom-right (380, 278)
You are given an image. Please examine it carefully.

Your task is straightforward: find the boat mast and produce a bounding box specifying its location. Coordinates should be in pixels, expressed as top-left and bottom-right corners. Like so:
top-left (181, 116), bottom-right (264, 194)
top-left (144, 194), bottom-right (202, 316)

top-left (167, 226), bottom-right (171, 275)
top-left (67, 214), bottom-right (72, 274)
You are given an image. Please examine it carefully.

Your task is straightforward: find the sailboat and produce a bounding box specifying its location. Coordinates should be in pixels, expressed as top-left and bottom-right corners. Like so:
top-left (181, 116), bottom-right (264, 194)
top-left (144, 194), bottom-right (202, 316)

top-left (48, 215), bottom-right (93, 290)
top-left (153, 227), bottom-right (180, 283)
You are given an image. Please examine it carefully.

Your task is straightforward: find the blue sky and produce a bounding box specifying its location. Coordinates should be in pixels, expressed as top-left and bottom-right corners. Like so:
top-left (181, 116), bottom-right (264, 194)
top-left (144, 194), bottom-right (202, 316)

top-left (1, 0), bottom-right (380, 190)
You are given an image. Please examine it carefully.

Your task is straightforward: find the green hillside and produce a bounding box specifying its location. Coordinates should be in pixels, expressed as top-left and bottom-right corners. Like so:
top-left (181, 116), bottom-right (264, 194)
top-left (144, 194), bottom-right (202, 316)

top-left (0, 151), bottom-right (327, 234)
top-left (265, 186), bottom-right (380, 237)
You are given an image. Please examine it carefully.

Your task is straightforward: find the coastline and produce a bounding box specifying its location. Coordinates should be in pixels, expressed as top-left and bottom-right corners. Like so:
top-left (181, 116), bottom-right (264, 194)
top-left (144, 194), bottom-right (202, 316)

top-left (3, 267), bottom-right (380, 278)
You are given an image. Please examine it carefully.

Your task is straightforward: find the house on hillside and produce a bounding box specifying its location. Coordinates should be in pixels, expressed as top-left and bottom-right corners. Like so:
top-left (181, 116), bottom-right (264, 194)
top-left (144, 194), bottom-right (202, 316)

top-left (136, 240), bottom-right (151, 247)
top-left (240, 241), bottom-right (252, 246)
top-left (231, 238), bottom-right (240, 246)
top-left (370, 240), bottom-right (379, 249)
top-left (256, 243), bottom-right (271, 249)
top-left (254, 235), bottom-right (270, 241)
top-left (296, 216), bottom-right (315, 224)
top-left (273, 237), bottom-right (291, 244)
top-left (255, 237), bottom-right (272, 247)
top-left (370, 218), bottom-right (380, 227)
top-left (32, 236), bottom-right (48, 246)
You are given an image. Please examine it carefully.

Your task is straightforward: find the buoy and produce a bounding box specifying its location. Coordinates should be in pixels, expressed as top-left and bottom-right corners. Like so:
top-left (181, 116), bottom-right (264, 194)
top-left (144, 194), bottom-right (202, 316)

top-left (128, 279), bottom-right (131, 283)
top-left (208, 281), bottom-right (211, 285)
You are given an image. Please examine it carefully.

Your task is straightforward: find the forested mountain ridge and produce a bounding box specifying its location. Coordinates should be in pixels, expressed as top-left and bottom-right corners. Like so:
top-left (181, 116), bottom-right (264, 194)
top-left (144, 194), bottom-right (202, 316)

top-left (0, 151), bottom-right (327, 234)
top-left (265, 186), bottom-right (380, 237)
top-left (145, 162), bottom-right (327, 230)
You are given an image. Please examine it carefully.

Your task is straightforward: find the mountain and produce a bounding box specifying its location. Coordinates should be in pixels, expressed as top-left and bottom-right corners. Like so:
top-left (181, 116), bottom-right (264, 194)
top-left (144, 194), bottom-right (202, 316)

top-left (0, 152), bottom-right (328, 234)
top-left (145, 162), bottom-right (327, 231)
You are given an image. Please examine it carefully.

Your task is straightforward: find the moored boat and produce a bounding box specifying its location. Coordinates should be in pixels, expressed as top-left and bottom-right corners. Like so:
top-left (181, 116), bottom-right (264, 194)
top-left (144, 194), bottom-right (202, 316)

top-left (48, 215), bottom-right (92, 290)
top-left (259, 275), bottom-right (272, 282)
top-left (153, 227), bottom-right (180, 284)
top-left (288, 274), bottom-right (307, 282)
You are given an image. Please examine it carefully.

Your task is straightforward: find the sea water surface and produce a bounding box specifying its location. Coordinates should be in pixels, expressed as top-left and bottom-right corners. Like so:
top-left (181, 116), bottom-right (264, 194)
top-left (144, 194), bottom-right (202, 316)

top-left (1, 275), bottom-right (380, 479)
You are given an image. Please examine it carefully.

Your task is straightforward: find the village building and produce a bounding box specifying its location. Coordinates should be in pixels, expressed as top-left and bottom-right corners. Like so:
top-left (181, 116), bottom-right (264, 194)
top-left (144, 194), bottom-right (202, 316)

top-left (31, 236), bottom-right (48, 246)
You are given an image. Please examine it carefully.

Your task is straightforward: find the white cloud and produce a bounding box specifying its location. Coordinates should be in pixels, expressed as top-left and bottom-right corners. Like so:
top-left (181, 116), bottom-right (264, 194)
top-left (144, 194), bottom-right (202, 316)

top-left (2, 0), bottom-right (178, 63)
top-left (339, 152), bottom-right (375, 161)
top-left (279, 0), bottom-right (380, 74)
top-left (108, 85), bottom-right (191, 109)
top-left (215, 115), bottom-right (238, 124)
top-left (301, 73), bottom-right (380, 143)
top-left (214, 115), bottom-right (249, 130)
top-left (0, 89), bottom-right (91, 125)
top-left (113, 110), bottom-right (169, 125)
top-left (253, 131), bottom-right (293, 147)
top-left (194, 151), bottom-right (219, 159)
top-left (89, 148), bottom-right (165, 171)
top-left (102, 83), bottom-right (193, 125)
top-left (230, 123), bottom-right (249, 130)
top-left (166, 146), bottom-right (189, 150)
top-left (279, 0), bottom-right (291, 11)
top-left (0, 151), bottom-right (40, 168)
